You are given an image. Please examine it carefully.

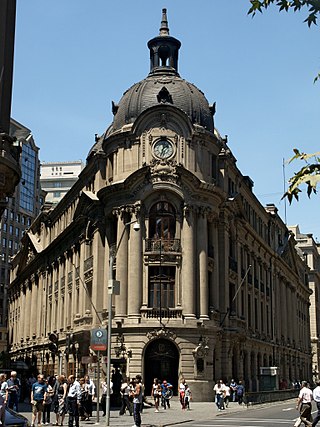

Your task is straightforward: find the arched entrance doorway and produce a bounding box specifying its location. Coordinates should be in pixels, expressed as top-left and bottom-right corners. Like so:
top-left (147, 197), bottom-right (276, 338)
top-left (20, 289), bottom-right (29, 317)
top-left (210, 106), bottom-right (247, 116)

top-left (144, 338), bottom-right (179, 396)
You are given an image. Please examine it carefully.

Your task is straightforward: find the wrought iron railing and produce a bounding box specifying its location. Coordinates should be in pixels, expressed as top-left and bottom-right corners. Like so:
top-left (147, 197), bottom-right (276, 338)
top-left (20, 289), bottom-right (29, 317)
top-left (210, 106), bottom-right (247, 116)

top-left (141, 307), bottom-right (182, 319)
top-left (145, 238), bottom-right (181, 253)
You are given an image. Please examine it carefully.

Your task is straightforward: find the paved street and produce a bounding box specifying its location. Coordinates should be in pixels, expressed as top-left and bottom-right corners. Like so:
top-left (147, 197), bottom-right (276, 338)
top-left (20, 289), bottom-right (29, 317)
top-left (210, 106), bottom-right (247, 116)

top-left (15, 398), bottom-right (310, 427)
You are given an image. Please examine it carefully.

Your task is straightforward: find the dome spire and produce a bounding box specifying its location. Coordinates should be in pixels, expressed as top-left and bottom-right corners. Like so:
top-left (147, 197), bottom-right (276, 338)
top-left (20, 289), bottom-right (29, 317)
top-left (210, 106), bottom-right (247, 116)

top-left (159, 8), bottom-right (169, 36)
top-left (147, 9), bottom-right (181, 75)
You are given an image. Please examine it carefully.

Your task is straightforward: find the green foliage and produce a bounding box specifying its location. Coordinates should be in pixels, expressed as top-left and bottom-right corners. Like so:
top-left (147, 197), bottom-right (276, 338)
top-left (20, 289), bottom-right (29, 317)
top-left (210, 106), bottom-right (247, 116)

top-left (282, 149), bottom-right (320, 202)
top-left (248, 0), bottom-right (320, 26)
top-left (248, 1), bottom-right (320, 202)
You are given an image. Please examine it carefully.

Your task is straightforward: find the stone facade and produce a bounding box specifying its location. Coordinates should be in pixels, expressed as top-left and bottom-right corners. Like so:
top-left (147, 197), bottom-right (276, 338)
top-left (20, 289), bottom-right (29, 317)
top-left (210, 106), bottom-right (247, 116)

top-left (8, 10), bottom-right (312, 400)
top-left (289, 225), bottom-right (320, 384)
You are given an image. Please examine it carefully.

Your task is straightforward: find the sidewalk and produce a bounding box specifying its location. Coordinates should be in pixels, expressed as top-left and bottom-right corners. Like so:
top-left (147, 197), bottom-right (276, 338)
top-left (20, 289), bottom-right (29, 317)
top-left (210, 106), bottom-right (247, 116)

top-left (17, 398), bottom-right (249, 427)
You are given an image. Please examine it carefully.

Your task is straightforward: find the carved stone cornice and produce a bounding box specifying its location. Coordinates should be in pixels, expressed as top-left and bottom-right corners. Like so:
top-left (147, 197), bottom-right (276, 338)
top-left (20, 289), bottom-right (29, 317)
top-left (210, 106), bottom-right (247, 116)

top-left (112, 203), bottom-right (141, 219)
top-left (146, 328), bottom-right (177, 341)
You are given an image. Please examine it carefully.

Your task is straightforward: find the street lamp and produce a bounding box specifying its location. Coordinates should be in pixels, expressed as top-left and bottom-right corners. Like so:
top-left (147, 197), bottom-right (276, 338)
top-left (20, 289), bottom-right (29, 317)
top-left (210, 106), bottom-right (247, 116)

top-left (106, 219), bottom-right (140, 426)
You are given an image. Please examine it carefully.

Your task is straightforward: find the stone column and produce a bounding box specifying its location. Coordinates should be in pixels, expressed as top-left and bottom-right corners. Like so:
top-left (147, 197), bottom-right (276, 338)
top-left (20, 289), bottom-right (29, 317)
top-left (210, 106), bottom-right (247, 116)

top-left (128, 213), bottom-right (142, 320)
top-left (198, 209), bottom-right (209, 320)
top-left (30, 275), bottom-right (38, 338)
top-left (212, 220), bottom-right (219, 310)
top-left (92, 229), bottom-right (106, 324)
top-left (281, 278), bottom-right (287, 341)
top-left (24, 282), bottom-right (31, 340)
top-left (181, 206), bottom-right (196, 319)
top-left (115, 213), bottom-right (129, 319)
top-left (79, 242), bottom-right (85, 317)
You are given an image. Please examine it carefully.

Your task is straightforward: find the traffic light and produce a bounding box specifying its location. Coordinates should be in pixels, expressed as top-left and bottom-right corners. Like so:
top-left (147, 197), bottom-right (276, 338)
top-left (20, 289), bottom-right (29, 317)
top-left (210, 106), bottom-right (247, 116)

top-left (66, 333), bottom-right (74, 355)
top-left (48, 333), bottom-right (58, 353)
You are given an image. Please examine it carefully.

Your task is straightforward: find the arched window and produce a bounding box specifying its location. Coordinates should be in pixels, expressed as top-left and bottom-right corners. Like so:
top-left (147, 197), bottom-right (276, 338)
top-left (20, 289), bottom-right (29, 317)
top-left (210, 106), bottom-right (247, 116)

top-left (149, 201), bottom-right (176, 239)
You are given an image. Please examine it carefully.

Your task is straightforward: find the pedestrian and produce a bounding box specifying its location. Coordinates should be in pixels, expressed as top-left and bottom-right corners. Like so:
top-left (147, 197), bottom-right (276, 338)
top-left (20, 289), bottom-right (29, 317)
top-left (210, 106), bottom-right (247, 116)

top-left (312, 380), bottom-right (320, 426)
top-left (7, 371), bottom-right (21, 411)
top-left (52, 374), bottom-right (67, 426)
top-left (184, 384), bottom-right (192, 410)
top-left (213, 380), bottom-right (226, 410)
top-left (0, 373), bottom-right (8, 425)
top-left (296, 380), bottom-right (313, 427)
top-left (119, 377), bottom-right (133, 416)
top-left (84, 375), bottom-right (95, 418)
top-left (100, 375), bottom-right (112, 417)
top-left (79, 378), bottom-right (89, 421)
top-left (42, 376), bottom-right (54, 425)
top-left (67, 375), bottom-right (81, 427)
top-left (230, 379), bottom-right (237, 402)
top-left (31, 374), bottom-right (48, 427)
top-left (131, 378), bottom-right (143, 427)
top-left (179, 378), bottom-right (186, 410)
top-left (236, 380), bottom-right (245, 405)
top-left (161, 380), bottom-right (173, 410)
top-left (135, 375), bottom-right (145, 413)
top-left (151, 378), bottom-right (161, 413)
top-left (224, 383), bottom-right (231, 408)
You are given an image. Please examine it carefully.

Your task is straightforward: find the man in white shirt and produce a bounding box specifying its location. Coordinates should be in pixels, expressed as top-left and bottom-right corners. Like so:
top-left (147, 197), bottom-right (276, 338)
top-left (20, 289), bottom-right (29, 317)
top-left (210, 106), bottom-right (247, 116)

top-left (312, 380), bottom-right (320, 427)
top-left (67, 375), bottom-right (81, 427)
top-left (296, 381), bottom-right (313, 427)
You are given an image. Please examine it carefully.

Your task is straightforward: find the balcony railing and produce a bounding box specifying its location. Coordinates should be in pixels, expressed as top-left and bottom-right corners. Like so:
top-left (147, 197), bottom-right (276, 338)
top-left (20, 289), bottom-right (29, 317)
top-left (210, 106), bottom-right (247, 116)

top-left (141, 307), bottom-right (183, 319)
top-left (145, 238), bottom-right (181, 253)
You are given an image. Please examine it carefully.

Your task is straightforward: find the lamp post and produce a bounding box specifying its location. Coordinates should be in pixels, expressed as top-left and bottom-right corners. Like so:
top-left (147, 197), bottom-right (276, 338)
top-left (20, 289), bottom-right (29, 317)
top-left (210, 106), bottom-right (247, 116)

top-left (106, 219), bottom-right (140, 427)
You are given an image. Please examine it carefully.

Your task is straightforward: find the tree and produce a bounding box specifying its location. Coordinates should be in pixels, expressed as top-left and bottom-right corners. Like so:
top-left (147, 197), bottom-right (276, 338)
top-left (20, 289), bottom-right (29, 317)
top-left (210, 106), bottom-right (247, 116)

top-left (248, 1), bottom-right (320, 201)
top-left (248, 1), bottom-right (320, 27)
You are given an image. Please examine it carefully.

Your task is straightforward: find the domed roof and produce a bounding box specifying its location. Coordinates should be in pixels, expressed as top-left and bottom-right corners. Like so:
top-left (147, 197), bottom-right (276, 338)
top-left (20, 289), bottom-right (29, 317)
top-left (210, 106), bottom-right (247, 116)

top-left (109, 9), bottom-right (214, 135)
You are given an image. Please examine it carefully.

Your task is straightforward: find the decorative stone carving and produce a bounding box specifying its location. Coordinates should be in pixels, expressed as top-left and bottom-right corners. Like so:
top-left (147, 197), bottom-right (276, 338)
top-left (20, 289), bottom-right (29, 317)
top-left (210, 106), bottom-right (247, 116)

top-left (146, 328), bottom-right (177, 341)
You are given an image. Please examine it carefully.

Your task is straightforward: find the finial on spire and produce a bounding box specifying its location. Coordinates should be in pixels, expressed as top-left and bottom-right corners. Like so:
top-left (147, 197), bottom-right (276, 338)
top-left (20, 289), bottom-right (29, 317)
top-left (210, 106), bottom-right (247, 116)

top-left (159, 8), bottom-right (169, 36)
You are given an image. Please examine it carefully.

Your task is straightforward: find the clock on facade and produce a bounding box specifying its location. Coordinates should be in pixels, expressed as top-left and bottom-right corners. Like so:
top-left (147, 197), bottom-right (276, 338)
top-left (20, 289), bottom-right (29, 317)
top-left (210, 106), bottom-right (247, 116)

top-left (153, 139), bottom-right (174, 159)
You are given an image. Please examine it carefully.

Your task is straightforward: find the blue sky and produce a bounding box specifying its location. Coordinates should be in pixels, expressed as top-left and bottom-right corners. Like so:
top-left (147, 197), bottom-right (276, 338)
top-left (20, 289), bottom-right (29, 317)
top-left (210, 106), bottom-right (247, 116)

top-left (11, 0), bottom-right (320, 240)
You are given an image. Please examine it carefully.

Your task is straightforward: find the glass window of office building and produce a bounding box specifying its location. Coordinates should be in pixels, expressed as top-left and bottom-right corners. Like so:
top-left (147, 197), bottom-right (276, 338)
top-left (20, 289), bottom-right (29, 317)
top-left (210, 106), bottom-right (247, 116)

top-left (20, 142), bottom-right (37, 213)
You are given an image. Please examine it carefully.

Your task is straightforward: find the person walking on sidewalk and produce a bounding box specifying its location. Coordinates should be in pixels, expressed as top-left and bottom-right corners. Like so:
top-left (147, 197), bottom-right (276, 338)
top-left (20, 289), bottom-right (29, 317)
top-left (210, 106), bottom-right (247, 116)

top-left (7, 371), bottom-right (21, 412)
top-left (119, 377), bottom-right (132, 416)
top-left (31, 374), bottom-right (48, 427)
top-left (213, 380), bottom-right (226, 410)
top-left (236, 380), bottom-right (245, 405)
top-left (312, 380), bottom-right (320, 426)
top-left (151, 378), bottom-right (161, 413)
top-left (42, 376), bottom-right (54, 425)
top-left (67, 375), bottom-right (81, 427)
top-left (0, 373), bottom-right (8, 425)
top-left (131, 378), bottom-right (143, 427)
top-left (230, 379), bottom-right (237, 402)
top-left (179, 378), bottom-right (186, 410)
top-left (296, 380), bottom-right (313, 427)
top-left (184, 384), bottom-right (192, 410)
top-left (161, 380), bottom-right (173, 410)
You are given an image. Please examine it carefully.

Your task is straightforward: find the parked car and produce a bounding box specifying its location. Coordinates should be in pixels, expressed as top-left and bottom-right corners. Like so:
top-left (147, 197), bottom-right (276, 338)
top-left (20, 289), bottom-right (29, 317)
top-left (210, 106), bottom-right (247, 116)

top-left (5, 407), bottom-right (30, 426)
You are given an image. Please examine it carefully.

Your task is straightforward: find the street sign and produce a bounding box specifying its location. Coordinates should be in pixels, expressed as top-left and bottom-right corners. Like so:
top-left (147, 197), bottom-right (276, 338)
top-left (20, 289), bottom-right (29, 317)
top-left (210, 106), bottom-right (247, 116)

top-left (90, 328), bottom-right (107, 351)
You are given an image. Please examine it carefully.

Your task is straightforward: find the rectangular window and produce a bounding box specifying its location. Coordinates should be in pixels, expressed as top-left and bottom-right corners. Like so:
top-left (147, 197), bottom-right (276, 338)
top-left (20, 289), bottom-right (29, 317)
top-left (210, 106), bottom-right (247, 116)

top-left (148, 266), bottom-right (175, 308)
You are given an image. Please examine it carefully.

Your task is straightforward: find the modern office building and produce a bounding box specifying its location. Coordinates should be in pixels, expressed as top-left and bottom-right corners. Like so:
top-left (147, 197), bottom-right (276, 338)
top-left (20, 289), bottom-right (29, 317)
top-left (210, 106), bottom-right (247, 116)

top-left (40, 161), bottom-right (84, 204)
top-left (0, 118), bottom-right (43, 355)
top-left (289, 225), bottom-right (320, 383)
top-left (8, 10), bottom-right (312, 399)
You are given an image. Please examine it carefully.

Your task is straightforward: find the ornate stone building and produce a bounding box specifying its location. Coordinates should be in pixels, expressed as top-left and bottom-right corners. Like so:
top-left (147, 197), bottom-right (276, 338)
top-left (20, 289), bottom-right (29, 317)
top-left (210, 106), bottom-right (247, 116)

top-left (289, 225), bottom-right (320, 383)
top-left (8, 10), bottom-right (312, 399)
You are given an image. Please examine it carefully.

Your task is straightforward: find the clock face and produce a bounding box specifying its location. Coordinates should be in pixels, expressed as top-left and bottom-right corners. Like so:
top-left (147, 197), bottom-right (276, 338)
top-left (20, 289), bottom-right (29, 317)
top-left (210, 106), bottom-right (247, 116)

top-left (153, 139), bottom-right (173, 159)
